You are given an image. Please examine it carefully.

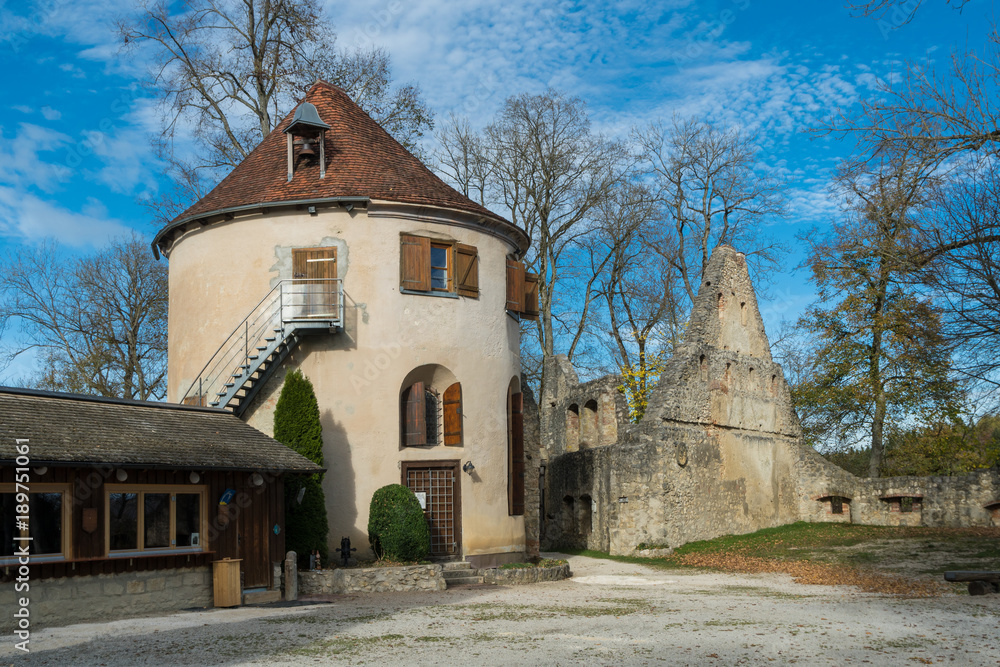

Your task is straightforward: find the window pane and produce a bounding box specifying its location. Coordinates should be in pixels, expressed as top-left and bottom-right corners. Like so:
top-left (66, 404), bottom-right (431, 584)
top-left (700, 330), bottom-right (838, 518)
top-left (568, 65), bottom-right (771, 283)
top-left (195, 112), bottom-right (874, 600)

top-left (430, 246), bottom-right (448, 267)
top-left (175, 494), bottom-right (201, 547)
top-left (109, 493), bottom-right (138, 550)
top-left (29, 493), bottom-right (62, 555)
top-left (0, 494), bottom-right (15, 557)
top-left (144, 493), bottom-right (171, 548)
top-left (431, 268), bottom-right (447, 289)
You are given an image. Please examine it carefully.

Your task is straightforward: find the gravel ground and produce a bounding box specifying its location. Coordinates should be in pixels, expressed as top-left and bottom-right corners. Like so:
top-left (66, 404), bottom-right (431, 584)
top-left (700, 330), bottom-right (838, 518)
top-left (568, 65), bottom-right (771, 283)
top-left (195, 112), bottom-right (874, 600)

top-left (3, 552), bottom-right (999, 666)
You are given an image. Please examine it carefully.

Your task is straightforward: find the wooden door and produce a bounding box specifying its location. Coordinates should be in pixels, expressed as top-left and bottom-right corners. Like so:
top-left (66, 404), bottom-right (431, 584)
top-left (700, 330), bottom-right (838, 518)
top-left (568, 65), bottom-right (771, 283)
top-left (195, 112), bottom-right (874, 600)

top-left (402, 461), bottom-right (461, 558)
top-left (291, 247), bottom-right (337, 318)
top-left (237, 487), bottom-right (272, 589)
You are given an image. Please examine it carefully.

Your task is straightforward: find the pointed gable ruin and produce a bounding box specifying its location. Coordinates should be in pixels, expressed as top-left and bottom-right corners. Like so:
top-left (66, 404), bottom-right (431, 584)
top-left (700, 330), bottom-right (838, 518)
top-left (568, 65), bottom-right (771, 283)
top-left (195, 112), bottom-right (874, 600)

top-left (536, 245), bottom-right (1000, 555)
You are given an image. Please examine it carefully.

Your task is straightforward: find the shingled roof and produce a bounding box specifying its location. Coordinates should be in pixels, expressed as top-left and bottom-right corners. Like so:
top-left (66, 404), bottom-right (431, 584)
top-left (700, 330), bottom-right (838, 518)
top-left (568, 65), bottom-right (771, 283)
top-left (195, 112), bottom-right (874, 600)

top-left (156, 80), bottom-right (522, 250)
top-left (0, 387), bottom-right (322, 473)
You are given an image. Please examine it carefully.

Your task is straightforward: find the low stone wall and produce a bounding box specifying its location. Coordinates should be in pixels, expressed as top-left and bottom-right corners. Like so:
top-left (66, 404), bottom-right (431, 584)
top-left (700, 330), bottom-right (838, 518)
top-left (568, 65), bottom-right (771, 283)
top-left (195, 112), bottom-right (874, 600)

top-left (480, 563), bottom-right (571, 585)
top-left (299, 564), bottom-right (446, 595)
top-left (0, 566), bottom-right (212, 632)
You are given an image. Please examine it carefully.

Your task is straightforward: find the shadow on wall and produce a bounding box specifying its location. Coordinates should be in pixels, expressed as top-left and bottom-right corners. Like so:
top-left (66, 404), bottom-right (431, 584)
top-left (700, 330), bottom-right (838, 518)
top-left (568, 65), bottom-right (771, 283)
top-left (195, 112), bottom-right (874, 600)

top-left (320, 411), bottom-right (358, 555)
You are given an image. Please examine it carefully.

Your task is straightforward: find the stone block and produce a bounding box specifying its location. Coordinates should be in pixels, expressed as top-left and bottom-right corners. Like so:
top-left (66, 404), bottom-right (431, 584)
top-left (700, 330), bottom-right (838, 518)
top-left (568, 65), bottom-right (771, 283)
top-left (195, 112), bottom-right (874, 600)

top-left (126, 580), bottom-right (145, 595)
top-left (146, 577), bottom-right (166, 592)
top-left (103, 581), bottom-right (125, 596)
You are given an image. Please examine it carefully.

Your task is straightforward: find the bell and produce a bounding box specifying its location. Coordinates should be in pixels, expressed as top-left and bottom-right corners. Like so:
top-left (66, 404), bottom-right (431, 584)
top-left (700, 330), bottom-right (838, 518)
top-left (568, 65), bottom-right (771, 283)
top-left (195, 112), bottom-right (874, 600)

top-left (299, 141), bottom-right (316, 158)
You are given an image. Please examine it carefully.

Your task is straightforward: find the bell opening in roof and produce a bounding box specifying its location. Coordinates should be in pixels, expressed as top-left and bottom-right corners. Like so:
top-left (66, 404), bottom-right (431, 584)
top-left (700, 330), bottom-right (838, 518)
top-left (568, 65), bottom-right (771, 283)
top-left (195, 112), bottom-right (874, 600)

top-left (285, 102), bottom-right (330, 181)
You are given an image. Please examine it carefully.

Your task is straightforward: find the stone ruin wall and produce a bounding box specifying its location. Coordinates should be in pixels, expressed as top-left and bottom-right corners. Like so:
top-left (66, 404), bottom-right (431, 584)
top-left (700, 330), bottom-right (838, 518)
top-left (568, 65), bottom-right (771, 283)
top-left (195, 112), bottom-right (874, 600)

top-left (532, 246), bottom-right (1000, 557)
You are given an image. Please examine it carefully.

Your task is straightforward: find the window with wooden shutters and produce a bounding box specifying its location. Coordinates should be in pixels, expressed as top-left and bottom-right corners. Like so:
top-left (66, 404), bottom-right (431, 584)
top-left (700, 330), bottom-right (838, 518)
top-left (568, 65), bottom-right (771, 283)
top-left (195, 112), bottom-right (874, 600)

top-left (508, 390), bottom-right (525, 516)
top-left (505, 259), bottom-right (524, 312)
top-left (455, 244), bottom-right (479, 298)
top-left (402, 381), bottom-right (427, 447)
top-left (400, 235), bottom-right (431, 292)
top-left (523, 272), bottom-right (540, 320)
top-left (443, 382), bottom-right (463, 446)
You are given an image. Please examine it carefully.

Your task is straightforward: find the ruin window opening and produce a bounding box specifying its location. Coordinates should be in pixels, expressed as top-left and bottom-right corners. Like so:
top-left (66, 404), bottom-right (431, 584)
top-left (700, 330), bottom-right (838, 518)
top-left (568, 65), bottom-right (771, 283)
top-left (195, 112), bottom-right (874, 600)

top-left (700, 355), bottom-right (707, 381)
top-left (566, 404), bottom-right (580, 452)
top-left (740, 301), bottom-right (747, 325)
top-left (581, 400), bottom-right (598, 448)
top-left (831, 497), bottom-right (844, 514)
top-left (580, 494), bottom-right (593, 537)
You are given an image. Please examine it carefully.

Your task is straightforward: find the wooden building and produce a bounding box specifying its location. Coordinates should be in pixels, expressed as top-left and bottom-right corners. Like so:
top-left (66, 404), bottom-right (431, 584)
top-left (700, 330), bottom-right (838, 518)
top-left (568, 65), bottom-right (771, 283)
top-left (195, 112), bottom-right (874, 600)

top-left (0, 386), bottom-right (321, 629)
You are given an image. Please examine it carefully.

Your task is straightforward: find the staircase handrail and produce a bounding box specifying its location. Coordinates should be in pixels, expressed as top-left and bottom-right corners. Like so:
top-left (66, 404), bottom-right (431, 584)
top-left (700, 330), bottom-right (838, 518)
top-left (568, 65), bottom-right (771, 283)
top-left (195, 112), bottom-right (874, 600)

top-left (181, 279), bottom-right (343, 407)
top-left (181, 282), bottom-right (283, 403)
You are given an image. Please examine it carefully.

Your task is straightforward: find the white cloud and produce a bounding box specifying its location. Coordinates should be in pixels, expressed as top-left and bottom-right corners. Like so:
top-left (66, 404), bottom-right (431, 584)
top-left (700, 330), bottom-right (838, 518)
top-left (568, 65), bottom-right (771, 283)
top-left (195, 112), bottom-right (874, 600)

top-left (0, 185), bottom-right (132, 246)
top-left (0, 123), bottom-right (73, 193)
top-left (41, 106), bottom-right (61, 121)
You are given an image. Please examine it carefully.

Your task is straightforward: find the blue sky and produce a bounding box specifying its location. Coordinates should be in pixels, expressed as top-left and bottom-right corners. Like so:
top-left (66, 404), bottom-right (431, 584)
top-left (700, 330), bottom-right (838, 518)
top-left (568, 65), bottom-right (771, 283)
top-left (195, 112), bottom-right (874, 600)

top-left (0, 0), bottom-right (993, 380)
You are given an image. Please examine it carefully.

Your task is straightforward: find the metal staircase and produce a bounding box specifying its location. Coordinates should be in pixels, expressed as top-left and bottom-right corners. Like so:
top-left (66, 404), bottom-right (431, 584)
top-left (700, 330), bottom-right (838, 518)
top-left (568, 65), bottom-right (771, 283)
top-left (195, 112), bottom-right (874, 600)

top-left (181, 279), bottom-right (343, 416)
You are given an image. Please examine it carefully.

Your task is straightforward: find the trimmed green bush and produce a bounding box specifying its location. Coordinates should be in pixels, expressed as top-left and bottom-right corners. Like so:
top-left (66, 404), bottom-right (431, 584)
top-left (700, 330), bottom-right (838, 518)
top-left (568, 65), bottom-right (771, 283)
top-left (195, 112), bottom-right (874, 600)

top-left (367, 484), bottom-right (430, 561)
top-left (274, 369), bottom-right (328, 566)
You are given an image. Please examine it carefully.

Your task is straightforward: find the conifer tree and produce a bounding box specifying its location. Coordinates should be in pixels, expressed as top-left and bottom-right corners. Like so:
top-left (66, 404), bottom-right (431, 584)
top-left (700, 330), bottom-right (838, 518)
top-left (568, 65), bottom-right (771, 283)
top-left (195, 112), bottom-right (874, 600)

top-left (274, 369), bottom-right (328, 564)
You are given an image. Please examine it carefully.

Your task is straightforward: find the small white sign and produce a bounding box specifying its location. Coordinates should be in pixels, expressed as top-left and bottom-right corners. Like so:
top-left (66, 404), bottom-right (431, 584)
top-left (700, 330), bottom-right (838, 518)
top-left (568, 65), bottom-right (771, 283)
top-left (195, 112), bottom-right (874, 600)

top-left (414, 492), bottom-right (427, 509)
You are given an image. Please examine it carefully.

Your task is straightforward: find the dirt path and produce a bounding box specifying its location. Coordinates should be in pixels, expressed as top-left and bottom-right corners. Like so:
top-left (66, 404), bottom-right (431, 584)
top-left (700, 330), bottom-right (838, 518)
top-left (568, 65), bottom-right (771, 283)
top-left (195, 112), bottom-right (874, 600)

top-left (3, 553), bottom-right (999, 665)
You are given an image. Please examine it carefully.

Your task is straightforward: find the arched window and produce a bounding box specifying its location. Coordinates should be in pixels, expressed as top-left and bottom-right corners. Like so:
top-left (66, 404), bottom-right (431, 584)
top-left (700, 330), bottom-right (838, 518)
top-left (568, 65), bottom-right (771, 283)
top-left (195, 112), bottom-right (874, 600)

top-left (401, 368), bottom-right (462, 448)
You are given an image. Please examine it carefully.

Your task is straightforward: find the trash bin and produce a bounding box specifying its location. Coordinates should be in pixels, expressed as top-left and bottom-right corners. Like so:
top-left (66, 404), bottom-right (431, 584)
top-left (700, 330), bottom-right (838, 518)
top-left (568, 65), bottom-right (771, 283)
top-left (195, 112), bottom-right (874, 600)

top-left (213, 558), bottom-right (242, 608)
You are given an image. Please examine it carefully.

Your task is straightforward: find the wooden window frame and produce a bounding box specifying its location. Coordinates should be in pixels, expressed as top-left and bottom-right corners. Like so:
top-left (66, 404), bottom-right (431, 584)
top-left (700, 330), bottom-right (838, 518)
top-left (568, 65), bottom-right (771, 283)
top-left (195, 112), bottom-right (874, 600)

top-left (0, 483), bottom-right (72, 565)
top-left (105, 484), bottom-right (207, 557)
top-left (430, 242), bottom-right (452, 292)
top-left (401, 235), bottom-right (479, 298)
top-left (403, 381), bottom-right (463, 448)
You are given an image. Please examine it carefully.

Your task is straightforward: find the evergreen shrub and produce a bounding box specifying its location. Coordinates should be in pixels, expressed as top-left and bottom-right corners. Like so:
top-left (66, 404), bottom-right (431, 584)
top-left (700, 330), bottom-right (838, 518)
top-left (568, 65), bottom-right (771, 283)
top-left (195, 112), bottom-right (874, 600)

top-left (274, 369), bottom-right (328, 565)
top-left (367, 484), bottom-right (430, 561)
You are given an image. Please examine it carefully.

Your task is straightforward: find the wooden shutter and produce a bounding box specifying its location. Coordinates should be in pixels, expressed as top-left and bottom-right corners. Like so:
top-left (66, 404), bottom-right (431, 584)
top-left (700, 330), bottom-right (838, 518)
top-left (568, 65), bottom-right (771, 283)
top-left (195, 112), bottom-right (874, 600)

top-left (402, 381), bottom-right (427, 446)
top-left (522, 272), bottom-right (540, 320)
top-left (400, 235), bottom-right (431, 292)
top-left (455, 244), bottom-right (480, 298)
top-left (509, 392), bottom-right (525, 516)
top-left (443, 382), bottom-right (463, 446)
top-left (505, 259), bottom-right (524, 312)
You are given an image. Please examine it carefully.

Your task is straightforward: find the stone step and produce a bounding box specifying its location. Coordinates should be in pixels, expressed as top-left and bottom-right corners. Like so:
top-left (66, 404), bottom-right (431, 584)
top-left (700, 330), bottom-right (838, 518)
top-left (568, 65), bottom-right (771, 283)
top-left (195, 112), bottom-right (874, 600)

top-left (442, 561), bottom-right (473, 572)
top-left (445, 575), bottom-right (484, 587)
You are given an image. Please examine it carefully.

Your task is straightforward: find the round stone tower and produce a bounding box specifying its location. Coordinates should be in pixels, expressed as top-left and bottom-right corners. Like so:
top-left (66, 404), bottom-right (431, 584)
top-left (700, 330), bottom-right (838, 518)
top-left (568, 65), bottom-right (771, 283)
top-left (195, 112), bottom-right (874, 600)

top-left (154, 81), bottom-right (533, 566)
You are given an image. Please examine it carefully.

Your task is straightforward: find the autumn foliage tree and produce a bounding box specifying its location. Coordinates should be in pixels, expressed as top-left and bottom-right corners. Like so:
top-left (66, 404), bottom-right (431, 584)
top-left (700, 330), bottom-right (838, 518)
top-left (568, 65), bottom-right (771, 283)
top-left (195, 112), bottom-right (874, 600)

top-left (794, 150), bottom-right (963, 477)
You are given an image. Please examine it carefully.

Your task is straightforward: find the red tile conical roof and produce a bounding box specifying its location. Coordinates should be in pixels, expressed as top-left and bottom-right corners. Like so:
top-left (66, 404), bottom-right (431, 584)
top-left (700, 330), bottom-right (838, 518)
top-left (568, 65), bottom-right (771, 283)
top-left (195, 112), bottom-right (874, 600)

top-left (163, 80), bottom-right (518, 239)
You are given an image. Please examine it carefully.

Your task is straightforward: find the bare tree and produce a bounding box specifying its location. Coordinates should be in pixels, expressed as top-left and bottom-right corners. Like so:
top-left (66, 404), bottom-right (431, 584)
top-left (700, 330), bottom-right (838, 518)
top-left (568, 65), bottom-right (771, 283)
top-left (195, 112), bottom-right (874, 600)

top-left (822, 24), bottom-right (1000, 166)
top-left (846, 0), bottom-right (970, 24)
top-left (438, 91), bottom-right (630, 376)
top-left (635, 117), bottom-right (786, 313)
top-left (119, 0), bottom-right (433, 222)
top-left (0, 234), bottom-right (168, 400)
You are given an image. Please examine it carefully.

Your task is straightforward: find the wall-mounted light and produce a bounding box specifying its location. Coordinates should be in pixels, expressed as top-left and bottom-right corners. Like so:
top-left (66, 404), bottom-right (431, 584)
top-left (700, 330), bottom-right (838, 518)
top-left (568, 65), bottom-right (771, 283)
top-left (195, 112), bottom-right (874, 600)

top-left (33, 467), bottom-right (48, 476)
top-left (462, 461), bottom-right (475, 475)
top-left (250, 472), bottom-right (264, 487)
top-left (307, 205), bottom-right (317, 216)
top-left (116, 469), bottom-right (128, 482)
top-left (189, 471), bottom-right (201, 484)
top-left (296, 486), bottom-right (307, 504)
top-left (618, 496), bottom-right (628, 504)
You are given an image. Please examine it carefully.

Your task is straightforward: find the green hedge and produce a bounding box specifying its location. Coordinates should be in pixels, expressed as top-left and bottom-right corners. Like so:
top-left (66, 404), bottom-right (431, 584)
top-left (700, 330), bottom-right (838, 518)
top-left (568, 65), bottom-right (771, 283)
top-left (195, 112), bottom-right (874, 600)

top-left (367, 484), bottom-right (430, 561)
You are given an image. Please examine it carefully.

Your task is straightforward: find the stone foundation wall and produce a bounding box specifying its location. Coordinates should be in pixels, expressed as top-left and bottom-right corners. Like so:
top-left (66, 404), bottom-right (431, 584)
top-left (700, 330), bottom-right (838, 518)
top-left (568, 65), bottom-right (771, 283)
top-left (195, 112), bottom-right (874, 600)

top-left (0, 566), bottom-right (212, 632)
top-left (298, 564), bottom-right (446, 595)
top-left (797, 447), bottom-right (1000, 528)
top-left (480, 563), bottom-right (570, 585)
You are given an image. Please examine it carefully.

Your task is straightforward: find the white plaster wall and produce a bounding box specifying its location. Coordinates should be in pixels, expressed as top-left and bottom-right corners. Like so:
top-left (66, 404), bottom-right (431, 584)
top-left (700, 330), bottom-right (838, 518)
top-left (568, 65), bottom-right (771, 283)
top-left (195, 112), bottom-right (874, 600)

top-left (165, 202), bottom-right (525, 560)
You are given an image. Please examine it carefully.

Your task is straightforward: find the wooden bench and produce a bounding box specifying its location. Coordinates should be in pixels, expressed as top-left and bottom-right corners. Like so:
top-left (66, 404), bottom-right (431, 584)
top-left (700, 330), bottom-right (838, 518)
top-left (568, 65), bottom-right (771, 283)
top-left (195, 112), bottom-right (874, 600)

top-left (944, 571), bottom-right (1000, 596)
